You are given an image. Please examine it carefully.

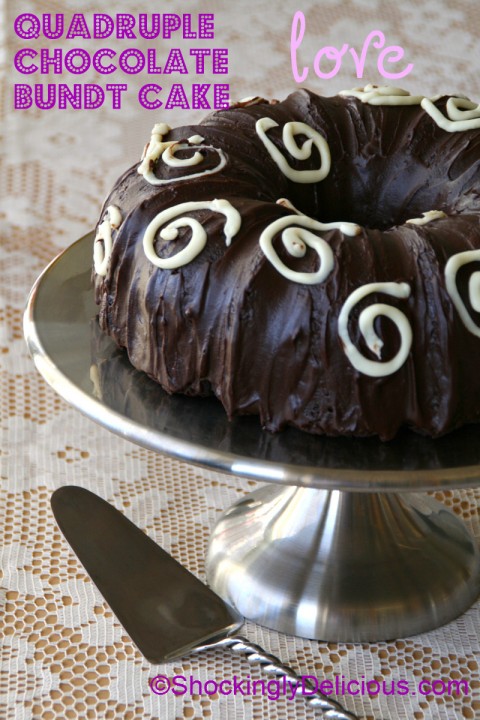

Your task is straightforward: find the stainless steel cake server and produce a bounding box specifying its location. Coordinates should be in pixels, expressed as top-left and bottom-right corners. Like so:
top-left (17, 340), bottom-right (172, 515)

top-left (51, 486), bottom-right (359, 719)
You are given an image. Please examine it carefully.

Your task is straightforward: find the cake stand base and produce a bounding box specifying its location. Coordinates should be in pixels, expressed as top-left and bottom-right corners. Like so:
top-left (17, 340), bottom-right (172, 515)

top-left (206, 485), bottom-right (480, 641)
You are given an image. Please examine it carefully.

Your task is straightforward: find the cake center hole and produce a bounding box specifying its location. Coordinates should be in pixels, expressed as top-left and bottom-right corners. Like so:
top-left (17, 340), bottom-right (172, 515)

top-left (285, 149), bottom-right (448, 231)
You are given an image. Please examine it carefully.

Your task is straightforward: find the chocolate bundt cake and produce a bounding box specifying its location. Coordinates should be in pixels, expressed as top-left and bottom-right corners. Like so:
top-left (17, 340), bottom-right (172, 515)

top-left (93, 85), bottom-right (480, 440)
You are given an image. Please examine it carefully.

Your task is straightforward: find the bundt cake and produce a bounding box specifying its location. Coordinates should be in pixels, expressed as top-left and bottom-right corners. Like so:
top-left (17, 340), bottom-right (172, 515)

top-left (93, 84), bottom-right (480, 440)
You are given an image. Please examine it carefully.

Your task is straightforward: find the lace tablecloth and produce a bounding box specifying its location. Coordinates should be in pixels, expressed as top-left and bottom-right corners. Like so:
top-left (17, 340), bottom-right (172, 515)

top-left (1, 0), bottom-right (480, 718)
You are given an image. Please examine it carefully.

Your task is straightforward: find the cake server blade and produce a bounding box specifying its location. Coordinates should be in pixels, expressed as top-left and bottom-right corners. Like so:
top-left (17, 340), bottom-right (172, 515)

top-left (51, 485), bottom-right (243, 662)
top-left (51, 486), bottom-right (359, 720)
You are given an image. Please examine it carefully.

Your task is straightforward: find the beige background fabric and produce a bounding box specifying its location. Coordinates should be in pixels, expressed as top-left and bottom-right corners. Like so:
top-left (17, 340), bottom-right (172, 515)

top-left (1, 0), bottom-right (480, 718)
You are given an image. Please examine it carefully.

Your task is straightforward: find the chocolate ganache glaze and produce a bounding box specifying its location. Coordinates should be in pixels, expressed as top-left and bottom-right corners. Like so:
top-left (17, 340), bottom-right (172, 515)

top-left (94, 85), bottom-right (480, 440)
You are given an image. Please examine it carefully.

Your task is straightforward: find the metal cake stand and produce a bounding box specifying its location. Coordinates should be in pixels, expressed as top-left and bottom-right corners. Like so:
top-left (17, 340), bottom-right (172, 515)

top-left (24, 233), bottom-right (480, 642)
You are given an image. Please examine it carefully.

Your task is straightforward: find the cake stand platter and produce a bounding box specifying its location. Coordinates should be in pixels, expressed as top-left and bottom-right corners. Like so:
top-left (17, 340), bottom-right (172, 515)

top-left (24, 233), bottom-right (480, 642)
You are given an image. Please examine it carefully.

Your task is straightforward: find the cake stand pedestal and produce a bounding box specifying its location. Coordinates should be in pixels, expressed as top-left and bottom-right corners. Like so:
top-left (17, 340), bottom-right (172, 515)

top-left (24, 233), bottom-right (480, 642)
top-left (207, 486), bottom-right (480, 641)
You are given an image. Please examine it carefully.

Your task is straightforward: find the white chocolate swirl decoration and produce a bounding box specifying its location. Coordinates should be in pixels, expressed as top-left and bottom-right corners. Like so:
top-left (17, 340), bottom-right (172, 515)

top-left (339, 85), bottom-right (480, 132)
top-left (406, 210), bottom-right (447, 225)
top-left (421, 97), bottom-right (480, 132)
top-left (276, 197), bottom-right (303, 214)
top-left (143, 199), bottom-right (241, 270)
top-left (339, 84), bottom-right (424, 105)
top-left (338, 282), bottom-right (412, 377)
top-left (445, 250), bottom-right (480, 337)
top-left (234, 96), bottom-right (266, 107)
top-left (93, 205), bottom-right (123, 277)
top-left (255, 118), bottom-right (331, 183)
top-left (259, 215), bottom-right (360, 285)
top-left (138, 123), bottom-right (227, 185)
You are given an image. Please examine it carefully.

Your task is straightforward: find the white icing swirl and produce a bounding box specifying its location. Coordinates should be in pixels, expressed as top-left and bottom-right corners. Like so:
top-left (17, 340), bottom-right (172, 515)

top-left (406, 210), bottom-right (447, 225)
top-left (255, 118), bottom-right (331, 183)
top-left (470, 273), bottom-right (480, 314)
top-left (139, 122), bottom-right (172, 168)
top-left (340, 84), bottom-right (480, 132)
top-left (339, 84), bottom-right (424, 105)
top-left (233, 96), bottom-right (266, 107)
top-left (138, 124), bottom-right (227, 185)
top-left (143, 199), bottom-right (241, 270)
top-left (338, 282), bottom-right (412, 377)
top-left (276, 197), bottom-right (302, 214)
top-left (445, 250), bottom-right (480, 337)
top-left (421, 97), bottom-right (480, 132)
top-left (259, 215), bottom-right (360, 285)
top-left (93, 205), bottom-right (123, 277)
top-left (445, 97), bottom-right (480, 121)
top-left (162, 143), bottom-right (204, 167)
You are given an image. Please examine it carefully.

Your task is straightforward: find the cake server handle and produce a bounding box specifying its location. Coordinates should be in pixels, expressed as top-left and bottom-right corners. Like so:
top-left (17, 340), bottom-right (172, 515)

top-left (195, 634), bottom-right (360, 719)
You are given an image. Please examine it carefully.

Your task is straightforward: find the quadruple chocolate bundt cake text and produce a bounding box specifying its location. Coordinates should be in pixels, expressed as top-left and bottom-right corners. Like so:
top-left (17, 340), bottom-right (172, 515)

top-left (93, 85), bottom-right (480, 440)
